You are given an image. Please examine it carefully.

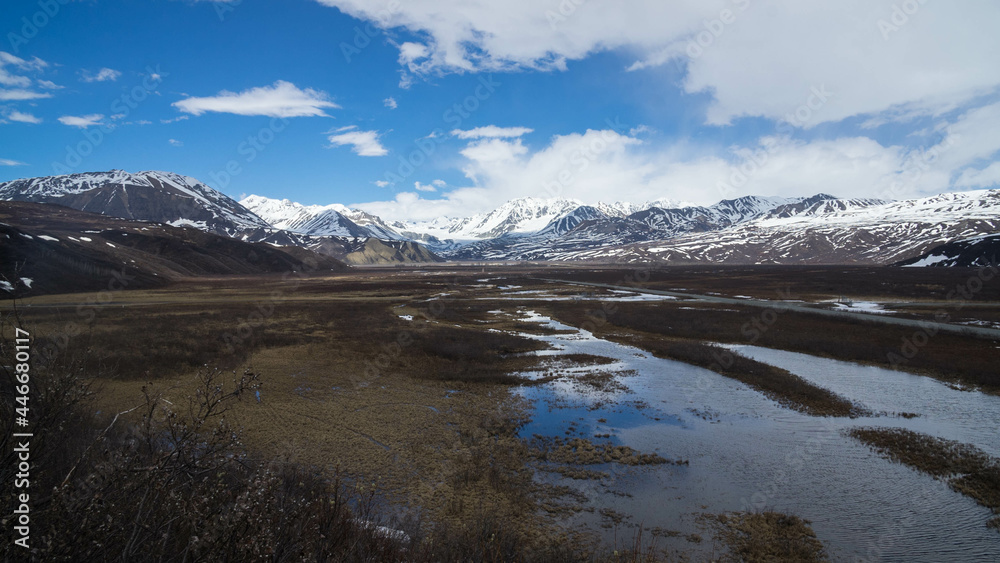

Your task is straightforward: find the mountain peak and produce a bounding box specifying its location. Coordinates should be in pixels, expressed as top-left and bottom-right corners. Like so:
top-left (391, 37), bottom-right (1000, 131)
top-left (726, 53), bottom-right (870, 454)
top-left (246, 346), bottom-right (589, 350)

top-left (0, 169), bottom-right (270, 236)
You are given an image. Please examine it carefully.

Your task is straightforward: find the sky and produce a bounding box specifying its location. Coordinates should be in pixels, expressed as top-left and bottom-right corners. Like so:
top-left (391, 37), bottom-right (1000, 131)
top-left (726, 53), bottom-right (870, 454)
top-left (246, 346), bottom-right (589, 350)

top-left (1, 0), bottom-right (1000, 222)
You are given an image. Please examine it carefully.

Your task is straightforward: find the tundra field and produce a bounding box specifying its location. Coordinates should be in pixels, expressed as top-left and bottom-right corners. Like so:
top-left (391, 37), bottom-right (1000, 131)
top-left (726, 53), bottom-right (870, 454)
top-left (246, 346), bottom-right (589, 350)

top-left (3, 264), bottom-right (1000, 561)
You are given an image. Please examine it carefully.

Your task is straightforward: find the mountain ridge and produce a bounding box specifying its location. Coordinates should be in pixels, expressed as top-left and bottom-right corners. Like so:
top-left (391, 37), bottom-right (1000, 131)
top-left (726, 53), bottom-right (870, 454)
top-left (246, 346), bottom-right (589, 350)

top-left (4, 170), bottom-right (998, 266)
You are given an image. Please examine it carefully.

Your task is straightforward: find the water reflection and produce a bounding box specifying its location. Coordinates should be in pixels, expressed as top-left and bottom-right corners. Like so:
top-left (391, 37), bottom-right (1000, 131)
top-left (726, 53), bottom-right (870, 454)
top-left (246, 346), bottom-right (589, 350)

top-left (509, 310), bottom-right (1000, 562)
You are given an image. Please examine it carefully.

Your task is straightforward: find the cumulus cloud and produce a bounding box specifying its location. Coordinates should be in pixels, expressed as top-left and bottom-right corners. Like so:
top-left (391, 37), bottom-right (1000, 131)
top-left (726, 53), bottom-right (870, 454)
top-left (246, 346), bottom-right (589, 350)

top-left (314, 0), bottom-right (1000, 128)
top-left (327, 125), bottom-right (388, 156)
top-left (58, 114), bottom-right (105, 128)
top-left (353, 101), bottom-right (1000, 222)
top-left (80, 67), bottom-right (122, 82)
top-left (383, 97), bottom-right (398, 109)
top-left (955, 163), bottom-right (1000, 189)
top-left (414, 181), bottom-right (436, 192)
top-left (5, 110), bottom-right (40, 123)
top-left (173, 80), bottom-right (339, 118)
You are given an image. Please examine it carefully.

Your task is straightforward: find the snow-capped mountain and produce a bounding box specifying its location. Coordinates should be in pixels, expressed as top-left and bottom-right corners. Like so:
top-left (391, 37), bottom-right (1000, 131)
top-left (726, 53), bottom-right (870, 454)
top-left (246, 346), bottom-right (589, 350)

top-left (240, 195), bottom-right (373, 238)
top-left (331, 206), bottom-right (402, 240)
top-left (0, 169), bottom-right (269, 237)
top-left (555, 189), bottom-right (1000, 265)
top-left (595, 198), bottom-right (692, 217)
top-left (240, 195), bottom-right (408, 242)
top-left (897, 233), bottom-right (1000, 268)
top-left (395, 197), bottom-right (586, 243)
top-left (446, 195), bottom-right (812, 259)
top-left (5, 169), bottom-right (997, 267)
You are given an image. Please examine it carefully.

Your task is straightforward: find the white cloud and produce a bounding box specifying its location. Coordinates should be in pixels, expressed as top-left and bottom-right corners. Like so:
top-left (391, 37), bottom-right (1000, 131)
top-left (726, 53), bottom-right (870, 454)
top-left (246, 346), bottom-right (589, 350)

top-left (36, 79), bottom-right (61, 89)
top-left (459, 138), bottom-right (529, 165)
top-left (414, 181), bottom-right (436, 192)
top-left (0, 158), bottom-right (26, 166)
top-left (0, 53), bottom-right (52, 101)
top-left (383, 97), bottom-right (398, 109)
top-left (6, 110), bottom-right (40, 123)
top-left (315, 0), bottom-right (1000, 128)
top-left (327, 125), bottom-right (388, 156)
top-left (397, 41), bottom-right (430, 66)
top-left (0, 52), bottom-right (47, 87)
top-left (80, 67), bottom-right (122, 83)
top-left (0, 89), bottom-right (51, 101)
top-left (173, 80), bottom-right (339, 118)
top-left (955, 163), bottom-right (1000, 189)
top-left (374, 180), bottom-right (390, 187)
top-left (161, 115), bottom-right (190, 124)
top-left (353, 102), bottom-right (1000, 222)
top-left (58, 114), bottom-right (105, 128)
top-left (168, 138), bottom-right (184, 147)
top-left (452, 125), bottom-right (533, 139)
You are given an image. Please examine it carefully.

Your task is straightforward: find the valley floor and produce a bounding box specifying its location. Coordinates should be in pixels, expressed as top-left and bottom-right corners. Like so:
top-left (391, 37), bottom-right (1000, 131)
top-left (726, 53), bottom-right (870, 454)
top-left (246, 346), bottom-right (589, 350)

top-left (4, 264), bottom-right (999, 561)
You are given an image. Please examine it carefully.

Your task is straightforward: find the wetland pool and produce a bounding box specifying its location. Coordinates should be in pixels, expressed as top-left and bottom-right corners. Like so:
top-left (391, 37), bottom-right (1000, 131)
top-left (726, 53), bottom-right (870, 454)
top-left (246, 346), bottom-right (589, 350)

top-left (509, 310), bottom-right (1000, 562)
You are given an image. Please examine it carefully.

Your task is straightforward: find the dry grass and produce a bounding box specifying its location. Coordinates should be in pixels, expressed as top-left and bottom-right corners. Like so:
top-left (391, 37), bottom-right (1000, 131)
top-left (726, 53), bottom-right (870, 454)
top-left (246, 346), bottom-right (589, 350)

top-left (21, 268), bottom-right (995, 559)
top-left (3, 277), bottom-right (683, 560)
top-left (705, 511), bottom-right (828, 563)
top-left (532, 437), bottom-right (675, 466)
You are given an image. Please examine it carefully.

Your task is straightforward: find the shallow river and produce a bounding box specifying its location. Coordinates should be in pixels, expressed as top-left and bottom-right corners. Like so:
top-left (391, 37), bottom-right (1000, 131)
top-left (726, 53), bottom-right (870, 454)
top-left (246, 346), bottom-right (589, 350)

top-left (510, 310), bottom-right (1000, 562)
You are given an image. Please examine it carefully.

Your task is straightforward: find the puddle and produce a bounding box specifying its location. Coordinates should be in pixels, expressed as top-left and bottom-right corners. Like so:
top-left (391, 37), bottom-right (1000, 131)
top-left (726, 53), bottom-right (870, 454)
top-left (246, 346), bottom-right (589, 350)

top-left (723, 344), bottom-right (1000, 458)
top-left (504, 311), bottom-right (1000, 561)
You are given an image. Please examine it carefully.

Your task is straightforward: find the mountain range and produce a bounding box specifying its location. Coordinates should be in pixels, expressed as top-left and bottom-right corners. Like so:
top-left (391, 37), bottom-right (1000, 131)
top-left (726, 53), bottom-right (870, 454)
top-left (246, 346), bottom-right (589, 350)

top-left (2, 169), bottom-right (998, 268)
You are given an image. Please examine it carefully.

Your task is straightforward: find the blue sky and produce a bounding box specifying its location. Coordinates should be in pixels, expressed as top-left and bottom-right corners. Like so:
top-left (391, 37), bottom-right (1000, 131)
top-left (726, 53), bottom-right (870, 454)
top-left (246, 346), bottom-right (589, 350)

top-left (2, 0), bottom-right (999, 221)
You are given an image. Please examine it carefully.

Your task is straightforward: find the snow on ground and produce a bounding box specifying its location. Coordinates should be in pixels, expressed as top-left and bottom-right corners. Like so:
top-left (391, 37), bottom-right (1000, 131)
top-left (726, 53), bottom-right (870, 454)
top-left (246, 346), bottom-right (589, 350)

top-left (20, 278), bottom-right (33, 288)
top-left (831, 301), bottom-right (896, 315)
top-left (959, 319), bottom-right (1000, 330)
top-left (38, 235), bottom-right (58, 241)
top-left (168, 219), bottom-right (209, 230)
top-left (903, 254), bottom-right (950, 267)
top-left (0, 281), bottom-right (13, 292)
